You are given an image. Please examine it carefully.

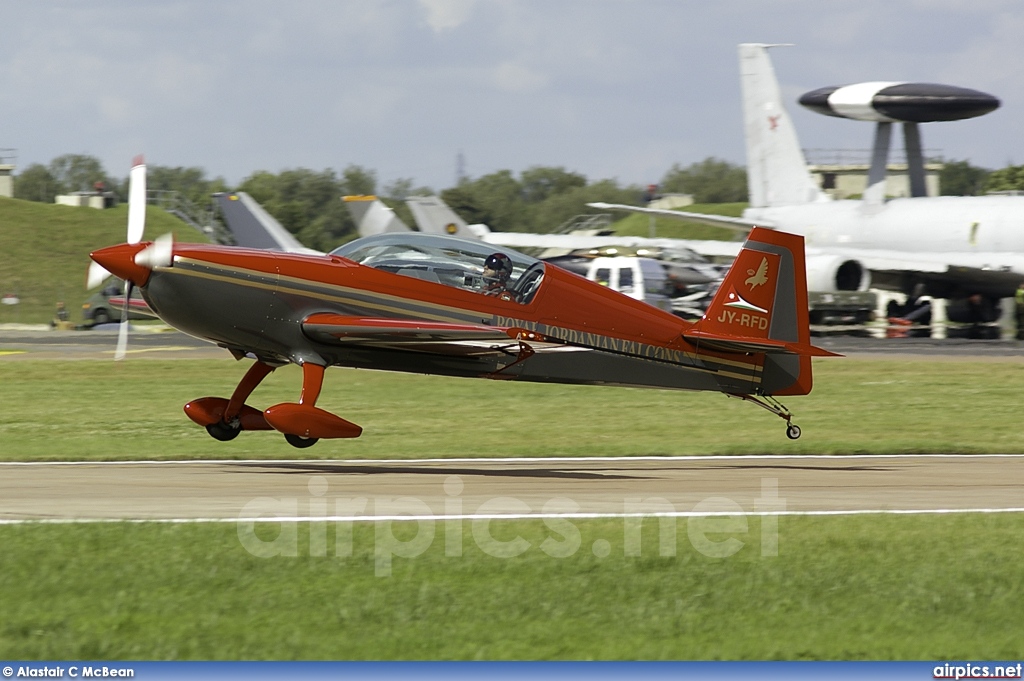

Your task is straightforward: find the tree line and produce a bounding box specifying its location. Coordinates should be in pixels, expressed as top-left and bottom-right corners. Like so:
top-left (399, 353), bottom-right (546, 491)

top-left (12, 153), bottom-right (1021, 251)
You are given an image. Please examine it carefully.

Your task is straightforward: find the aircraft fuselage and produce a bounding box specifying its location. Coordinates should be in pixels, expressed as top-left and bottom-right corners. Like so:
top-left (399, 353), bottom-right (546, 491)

top-left (139, 244), bottom-right (769, 395)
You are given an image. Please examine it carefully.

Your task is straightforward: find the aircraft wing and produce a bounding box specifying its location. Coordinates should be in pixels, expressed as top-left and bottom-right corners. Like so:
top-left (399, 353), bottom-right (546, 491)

top-left (301, 314), bottom-right (577, 359)
top-left (823, 247), bottom-right (1024, 296)
top-left (586, 202), bottom-right (769, 231)
top-left (300, 313), bottom-right (529, 357)
top-left (482, 231), bottom-right (743, 259)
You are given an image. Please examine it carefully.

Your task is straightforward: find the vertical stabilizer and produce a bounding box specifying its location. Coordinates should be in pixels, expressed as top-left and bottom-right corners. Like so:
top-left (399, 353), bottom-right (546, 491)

top-left (214, 192), bottom-right (320, 254)
top-left (406, 196), bottom-right (484, 239)
top-left (343, 195), bottom-right (412, 237)
top-left (684, 227), bottom-right (837, 395)
top-left (739, 43), bottom-right (824, 208)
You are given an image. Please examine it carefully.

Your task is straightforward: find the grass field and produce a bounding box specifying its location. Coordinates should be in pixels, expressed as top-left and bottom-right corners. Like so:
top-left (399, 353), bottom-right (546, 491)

top-left (1, 514), bottom-right (1021, 659)
top-left (0, 196), bottom-right (208, 325)
top-left (3, 356), bottom-right (1023, 660)
top-left (1, 357), bottom-right (1023, 460)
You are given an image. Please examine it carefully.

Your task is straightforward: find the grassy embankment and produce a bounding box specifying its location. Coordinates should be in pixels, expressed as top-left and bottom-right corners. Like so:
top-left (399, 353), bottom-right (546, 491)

top-left (0, 196), bottom-right (207, 325)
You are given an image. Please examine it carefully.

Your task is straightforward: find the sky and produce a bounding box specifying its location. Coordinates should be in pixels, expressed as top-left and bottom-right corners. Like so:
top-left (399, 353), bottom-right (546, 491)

top-left (2, 0), bottom-right (1023, 192)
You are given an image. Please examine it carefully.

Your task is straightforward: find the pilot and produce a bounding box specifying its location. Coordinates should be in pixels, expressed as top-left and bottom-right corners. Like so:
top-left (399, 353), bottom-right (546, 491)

top-left (482, 252), bottom-right (516, 300)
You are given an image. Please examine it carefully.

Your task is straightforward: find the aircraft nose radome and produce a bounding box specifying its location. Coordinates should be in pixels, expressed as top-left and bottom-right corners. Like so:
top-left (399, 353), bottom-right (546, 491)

top-left (90, 243), bottom-right (153, 286)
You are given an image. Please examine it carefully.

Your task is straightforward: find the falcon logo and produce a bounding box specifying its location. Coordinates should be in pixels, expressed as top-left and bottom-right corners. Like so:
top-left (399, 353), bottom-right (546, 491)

top-left (745, 257), bottom-right (769, 289)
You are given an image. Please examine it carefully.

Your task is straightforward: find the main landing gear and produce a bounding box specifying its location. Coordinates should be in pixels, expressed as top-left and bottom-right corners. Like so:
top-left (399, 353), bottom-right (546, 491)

top-left (183, 360), bottom-right (362, 448)
top-left (728, 392), bottom-right (802, 440)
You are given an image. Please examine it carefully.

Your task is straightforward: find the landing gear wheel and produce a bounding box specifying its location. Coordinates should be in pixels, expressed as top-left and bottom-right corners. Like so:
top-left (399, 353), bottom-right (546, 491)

top-left (206, 420), bottom-right (241, 441)
top-left (285, 433), bottom-right (319, 449)
top-left (786, 423), bottom-right (802, 440)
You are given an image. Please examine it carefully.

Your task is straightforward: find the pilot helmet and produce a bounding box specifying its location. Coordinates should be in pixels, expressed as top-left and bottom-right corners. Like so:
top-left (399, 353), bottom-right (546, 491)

top-left (483, 253), bottom-right (513, 282)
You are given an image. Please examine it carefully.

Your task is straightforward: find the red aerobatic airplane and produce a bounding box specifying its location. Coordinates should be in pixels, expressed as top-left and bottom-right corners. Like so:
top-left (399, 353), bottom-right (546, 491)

top-left (90, 160), bottom-right (838, 448)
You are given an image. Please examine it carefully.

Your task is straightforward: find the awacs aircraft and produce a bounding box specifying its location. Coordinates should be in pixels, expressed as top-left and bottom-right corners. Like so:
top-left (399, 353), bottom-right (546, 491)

top-left (91, 161), bottom-right (836, 447)
top-left (590, 43), bottom-right (1024, 327)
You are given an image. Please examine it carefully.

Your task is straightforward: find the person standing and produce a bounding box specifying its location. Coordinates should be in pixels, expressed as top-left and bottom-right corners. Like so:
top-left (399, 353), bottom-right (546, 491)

top-left (1015, 283), bottom-right (1024, 340)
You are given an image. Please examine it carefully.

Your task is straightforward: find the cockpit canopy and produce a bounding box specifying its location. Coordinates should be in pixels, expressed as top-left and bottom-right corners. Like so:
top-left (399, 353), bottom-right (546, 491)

top-left (331, 233), bottom-right (546, 304)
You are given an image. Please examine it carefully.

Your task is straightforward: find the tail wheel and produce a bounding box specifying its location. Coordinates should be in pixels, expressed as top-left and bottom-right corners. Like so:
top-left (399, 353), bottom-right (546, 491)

top-left (285, 433), bottom-right (319, 449)
top-left (786, 424), bottom-right (802, 440)
top-left (206, 420), bottom-right (241, 441)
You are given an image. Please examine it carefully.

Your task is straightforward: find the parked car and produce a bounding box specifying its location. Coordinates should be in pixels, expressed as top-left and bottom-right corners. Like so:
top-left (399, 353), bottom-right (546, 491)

top-left (82, 279), bottom-right (152, 326)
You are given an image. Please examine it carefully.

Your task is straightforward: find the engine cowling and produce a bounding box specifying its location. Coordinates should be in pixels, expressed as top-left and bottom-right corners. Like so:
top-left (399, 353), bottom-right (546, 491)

top-left (805, 255), bottom-right (870, 292)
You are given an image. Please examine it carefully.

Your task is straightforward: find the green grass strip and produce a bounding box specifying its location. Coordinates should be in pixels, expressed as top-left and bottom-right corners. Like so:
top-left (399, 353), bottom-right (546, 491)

top-left (1, 514), bottom-right (1021, 659)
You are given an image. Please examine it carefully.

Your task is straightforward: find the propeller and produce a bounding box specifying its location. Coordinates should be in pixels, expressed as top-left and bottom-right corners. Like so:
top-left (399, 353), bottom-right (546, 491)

top-left (86, 159), bottom-right (149, 290)
top-left (87, 157), bottom-right (176, 361)
top-left (114, 158), bottom-right (148, 361)
top-left (86, 260), bottom-right (112, 290)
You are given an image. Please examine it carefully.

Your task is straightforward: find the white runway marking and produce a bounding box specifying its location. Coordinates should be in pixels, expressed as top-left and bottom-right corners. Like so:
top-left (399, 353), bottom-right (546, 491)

top-left (2, 507), bottom-right (1024, 526)
top-left (3, 453), bottom-right (1024, 466)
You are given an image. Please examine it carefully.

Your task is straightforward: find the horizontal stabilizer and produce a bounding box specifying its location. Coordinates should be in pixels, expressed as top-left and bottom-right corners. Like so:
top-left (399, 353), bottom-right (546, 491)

top-left (683, 328), bottom-right (841, 357)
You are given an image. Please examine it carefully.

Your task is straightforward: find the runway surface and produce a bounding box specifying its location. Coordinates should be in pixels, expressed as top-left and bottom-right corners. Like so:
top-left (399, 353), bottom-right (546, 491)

top-left (0, 327), bottom-right (224, 360)
top-left (2, 455), bottom-right (1023, 522)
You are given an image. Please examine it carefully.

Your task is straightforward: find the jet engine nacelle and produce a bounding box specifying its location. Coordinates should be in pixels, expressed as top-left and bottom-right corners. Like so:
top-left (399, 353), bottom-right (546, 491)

top-left (805, 255), bottom-right (870, 292)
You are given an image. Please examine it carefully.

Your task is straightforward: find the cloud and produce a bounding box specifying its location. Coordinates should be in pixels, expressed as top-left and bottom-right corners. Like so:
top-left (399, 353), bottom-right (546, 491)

top-left (418, 0), bottom-right (476, 32)
top-left (492, 61), bottom-right (548, 92)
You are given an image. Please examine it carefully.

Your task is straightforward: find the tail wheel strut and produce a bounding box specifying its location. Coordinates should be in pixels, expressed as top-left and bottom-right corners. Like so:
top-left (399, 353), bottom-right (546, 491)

top-left (728, 392), bottom-right (801, 440)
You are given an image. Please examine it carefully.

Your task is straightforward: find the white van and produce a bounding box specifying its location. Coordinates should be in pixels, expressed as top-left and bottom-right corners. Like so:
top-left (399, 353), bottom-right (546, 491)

top-left (585, 256), bottom-right (672, 312)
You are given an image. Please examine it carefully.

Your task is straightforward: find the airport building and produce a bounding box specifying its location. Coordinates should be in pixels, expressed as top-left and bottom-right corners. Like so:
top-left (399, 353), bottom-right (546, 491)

top-left (805, 149), bottom-right (943, 199)
top-left (0, 149), bottom-right (15, 198)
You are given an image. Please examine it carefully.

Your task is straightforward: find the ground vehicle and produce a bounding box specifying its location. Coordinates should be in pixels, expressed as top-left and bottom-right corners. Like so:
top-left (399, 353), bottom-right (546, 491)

top-left (82, 279), bottom-right (152, 325)
top-left (582, 256), bottom-right (673, 312)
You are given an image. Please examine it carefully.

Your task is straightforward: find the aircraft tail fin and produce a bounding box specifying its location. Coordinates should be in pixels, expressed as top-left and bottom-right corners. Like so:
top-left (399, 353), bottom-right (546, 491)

top-left (406, 195), bottom-right (488, 239)
top-left (343, 195), bottom-right (412, 237)
top-left (739, 43), bottom-right (825, 208)
top-left (214, 192), bottom-right (320, 254)
top-left (684, 227), bottom-right (838, 396)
